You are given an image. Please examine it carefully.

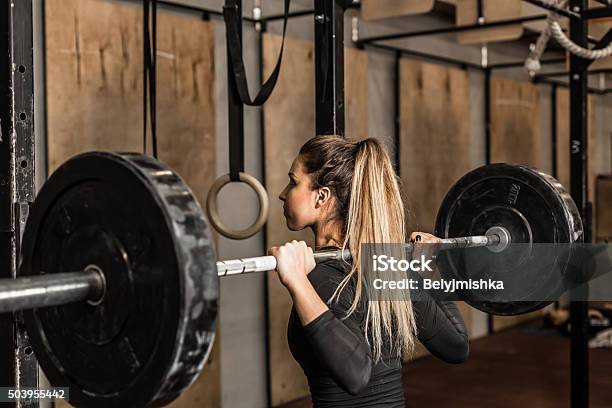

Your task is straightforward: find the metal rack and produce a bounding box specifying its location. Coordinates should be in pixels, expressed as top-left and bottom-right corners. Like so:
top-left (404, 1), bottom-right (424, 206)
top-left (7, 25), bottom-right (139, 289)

top-left (1, 0), bottom-right (39, 404)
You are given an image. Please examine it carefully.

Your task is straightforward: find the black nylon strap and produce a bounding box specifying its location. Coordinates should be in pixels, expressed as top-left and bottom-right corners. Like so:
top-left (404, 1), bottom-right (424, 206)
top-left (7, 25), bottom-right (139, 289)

top-left (151, 0), bottom-right (157, 158)
top-left (318, 9), bottom-right (329, 103)
top-left (223, 0), bottom-right (290, 106)
top-left (143, 0), bottom-right (158, 158)
top-left (143, 0), bottom-right (149, 154)
top-left (227, 0), bottom-right (244, 182)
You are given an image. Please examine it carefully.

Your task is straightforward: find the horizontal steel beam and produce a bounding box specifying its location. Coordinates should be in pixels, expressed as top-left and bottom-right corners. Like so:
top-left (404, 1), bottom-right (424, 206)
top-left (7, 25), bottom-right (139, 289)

top-left (356, 15), bottom-right (547, 45)
top-left (523, 0), bottom-right (582, 20)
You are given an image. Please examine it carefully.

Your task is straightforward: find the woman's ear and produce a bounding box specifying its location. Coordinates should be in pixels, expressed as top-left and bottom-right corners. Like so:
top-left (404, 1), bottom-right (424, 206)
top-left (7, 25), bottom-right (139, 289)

top-left (314, 187), bottom-right (332, 209)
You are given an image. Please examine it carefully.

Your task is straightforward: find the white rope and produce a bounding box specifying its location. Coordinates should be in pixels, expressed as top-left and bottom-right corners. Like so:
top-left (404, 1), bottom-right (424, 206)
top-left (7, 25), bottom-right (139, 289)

top-left (524, 0), bottom-right (612, 75)
top-left (550, 19), bottom-right (612, 59)
top-left (524, 13), bottom-right (555, 74)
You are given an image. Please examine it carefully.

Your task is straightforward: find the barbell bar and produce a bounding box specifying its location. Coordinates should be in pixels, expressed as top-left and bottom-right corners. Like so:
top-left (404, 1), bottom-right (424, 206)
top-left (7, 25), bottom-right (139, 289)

top-left (5, 151), bottom-right (582, 407)
top-left (217, 226), bottom-right (507, 276)
top-left (0, 228), bottom-right (508, 314)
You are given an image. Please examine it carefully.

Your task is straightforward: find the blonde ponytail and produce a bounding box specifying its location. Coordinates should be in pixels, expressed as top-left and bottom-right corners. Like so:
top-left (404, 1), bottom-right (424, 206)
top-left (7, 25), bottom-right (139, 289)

top-left (299, 136), bottom-right (417, 362)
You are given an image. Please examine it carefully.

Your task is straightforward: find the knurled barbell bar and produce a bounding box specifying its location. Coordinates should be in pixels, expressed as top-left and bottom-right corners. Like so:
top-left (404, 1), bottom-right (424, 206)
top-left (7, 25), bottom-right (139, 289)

top-left (2, 152), bottom-right (582, 408)
top-left (0, 228), bottom-right (509, 313)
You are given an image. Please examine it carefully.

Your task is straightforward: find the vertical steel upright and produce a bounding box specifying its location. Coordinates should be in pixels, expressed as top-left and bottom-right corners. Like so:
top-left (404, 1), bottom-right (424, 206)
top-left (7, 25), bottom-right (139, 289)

top-left (314, 0), bottom-right (346, 136)
top-left (0, 1), bottom-right (16, 392)
top-left (0, 0), bottom-right (38, 405)
top-left (568, 0), bottom-right (589, 406)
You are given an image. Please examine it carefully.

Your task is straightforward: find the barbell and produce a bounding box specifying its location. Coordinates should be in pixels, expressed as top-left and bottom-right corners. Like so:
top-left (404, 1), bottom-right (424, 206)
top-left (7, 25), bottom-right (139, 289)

top-left (1, 151), bottom-right (582, 407)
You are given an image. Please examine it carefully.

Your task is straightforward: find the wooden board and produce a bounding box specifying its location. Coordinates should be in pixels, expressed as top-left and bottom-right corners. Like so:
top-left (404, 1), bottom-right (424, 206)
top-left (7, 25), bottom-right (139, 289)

top-left (596, 176), bottom-right (612, 242)
top-left (398, 58), bottom-right (473, 354)
top-left (263, 34), bottom-right (368, 406)
top-left (45, 0), bottom-right (219, 406)
top-left (589, 16), bottom-right (612, 70)
top-left (489, 76), bottom-right (543, 331)
top-left (456, 0), bottom-right (523, 45)
top-left (490, 76), bottom-right (542, 167)
top-left (399, 59), bottom-right (470, 233)
top-left (361, 0), bottom-right (434, 21)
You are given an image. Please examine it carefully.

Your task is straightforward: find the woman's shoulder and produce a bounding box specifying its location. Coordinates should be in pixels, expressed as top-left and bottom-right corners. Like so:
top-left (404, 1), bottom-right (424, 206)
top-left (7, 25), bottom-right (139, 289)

top-left (308, 259), bottom-right (356, 303)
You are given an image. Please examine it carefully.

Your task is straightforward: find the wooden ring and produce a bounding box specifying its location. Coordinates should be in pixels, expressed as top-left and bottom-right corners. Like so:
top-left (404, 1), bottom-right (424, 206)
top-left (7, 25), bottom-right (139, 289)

top-left (206, 173), bottom-right (269, 240)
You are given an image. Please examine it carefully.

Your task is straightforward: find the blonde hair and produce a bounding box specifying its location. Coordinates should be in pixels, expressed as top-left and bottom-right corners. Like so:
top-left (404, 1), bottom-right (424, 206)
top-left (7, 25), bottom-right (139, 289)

top-left (298, 136), bottom-right (417, 362)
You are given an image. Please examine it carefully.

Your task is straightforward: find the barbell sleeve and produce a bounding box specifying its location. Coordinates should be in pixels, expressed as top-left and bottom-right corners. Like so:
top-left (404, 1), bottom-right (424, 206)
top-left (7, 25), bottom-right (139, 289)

top-left (0, 268), bottom-right (105, 314)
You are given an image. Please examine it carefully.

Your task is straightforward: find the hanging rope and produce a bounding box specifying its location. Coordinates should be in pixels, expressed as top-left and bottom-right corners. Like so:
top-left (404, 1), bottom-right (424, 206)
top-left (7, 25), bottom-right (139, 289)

top-left (525, 0), bottom-right (612, 75)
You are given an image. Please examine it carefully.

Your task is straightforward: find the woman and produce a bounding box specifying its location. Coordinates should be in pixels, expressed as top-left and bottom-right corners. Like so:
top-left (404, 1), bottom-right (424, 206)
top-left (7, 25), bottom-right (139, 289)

top-left (269, 136), bottom-right (469, 407)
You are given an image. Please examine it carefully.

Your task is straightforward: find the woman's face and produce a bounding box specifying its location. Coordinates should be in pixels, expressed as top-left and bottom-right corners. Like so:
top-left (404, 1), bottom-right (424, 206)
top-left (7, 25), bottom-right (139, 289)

top-left (279, 157), bottom-right (324, 231)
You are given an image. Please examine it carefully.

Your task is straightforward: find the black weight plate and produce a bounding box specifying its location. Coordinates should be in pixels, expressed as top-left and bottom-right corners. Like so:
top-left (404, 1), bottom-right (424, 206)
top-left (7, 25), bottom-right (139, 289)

top-left (20, 152), bottom-right (218, 408)
top-left (435, 163), bottom-right (583, 316)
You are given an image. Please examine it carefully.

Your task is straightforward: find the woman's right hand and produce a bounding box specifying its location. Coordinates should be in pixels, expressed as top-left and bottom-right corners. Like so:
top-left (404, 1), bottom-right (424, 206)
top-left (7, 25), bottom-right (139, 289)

top-left (268, 240), bottom-right (315, 292)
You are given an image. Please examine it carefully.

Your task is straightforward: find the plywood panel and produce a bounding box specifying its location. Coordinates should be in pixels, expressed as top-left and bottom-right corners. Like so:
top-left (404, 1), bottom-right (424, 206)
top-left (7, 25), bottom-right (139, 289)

top-left (589, 2), bottom-right (612, 39)
top-left (399, 59), bottom-right (470, 233)
top-left (263, 34), bottom-right (368, 406)
top-left (457, 0), bottom-right (523, 44)
top-left (398, 58), bottom-right (473, 355)
top-left (490, 76), bottom-right (542, 167)
top-left (45, 0), bottom-right (219, 406)
top-left (345, 50), bottom-right (369, 138)
top-left (361, 0), bottom-right (434, 21)
top-left (588, 17), bottom-right (612, 71)
top-left (490, 77), bottom-right (543, 331)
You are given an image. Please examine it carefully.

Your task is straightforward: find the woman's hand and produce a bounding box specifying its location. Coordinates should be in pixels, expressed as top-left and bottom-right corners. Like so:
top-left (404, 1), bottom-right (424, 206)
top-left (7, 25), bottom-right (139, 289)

top-left (410, 232), bottom-right (441, 278)
top-left (409, 232), bottom-right (441, 245)
top-left (268, 240), bottom-right (316, 292)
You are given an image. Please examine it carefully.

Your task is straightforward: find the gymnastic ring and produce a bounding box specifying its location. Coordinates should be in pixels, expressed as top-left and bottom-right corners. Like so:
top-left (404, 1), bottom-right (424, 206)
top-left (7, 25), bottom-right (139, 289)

top-left (206, 172), bottom-right (269, 240)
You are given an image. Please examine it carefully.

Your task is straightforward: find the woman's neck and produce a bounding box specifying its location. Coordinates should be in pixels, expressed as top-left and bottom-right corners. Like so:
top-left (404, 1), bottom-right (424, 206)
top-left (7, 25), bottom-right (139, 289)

top-left (312, 220), bottom-right (344, 249)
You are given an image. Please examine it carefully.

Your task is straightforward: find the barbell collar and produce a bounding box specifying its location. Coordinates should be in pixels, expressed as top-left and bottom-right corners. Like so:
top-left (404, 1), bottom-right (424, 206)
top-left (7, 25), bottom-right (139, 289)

top-left (0, 267), bottom-right (105, 314)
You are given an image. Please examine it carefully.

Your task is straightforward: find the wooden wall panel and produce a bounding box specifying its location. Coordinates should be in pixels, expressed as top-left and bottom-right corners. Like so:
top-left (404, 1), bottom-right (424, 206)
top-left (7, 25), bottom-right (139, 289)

top-left (490, 76), bottom-right (543, 331)
top-left (589, 10), bottom-right (612, 70)
top-left (45, 0), bottom-right (219, 406)
top-left (263, 34), bottom-right (368, 406)
top-left (490, 76), bottom-right (541, 167)
top-left (398, 59), bottom-right (475, 356)
top-left (456, 0), bottom-right (523, 44)
top-left (399, 59), bottom-right (470, 233)
top-left (361, 0), bottom-right (434, 21)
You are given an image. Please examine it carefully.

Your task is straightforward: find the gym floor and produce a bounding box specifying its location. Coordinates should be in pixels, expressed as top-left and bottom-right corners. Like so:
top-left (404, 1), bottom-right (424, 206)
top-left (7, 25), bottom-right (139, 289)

top-left (280, 318), bottom-right (612, 408)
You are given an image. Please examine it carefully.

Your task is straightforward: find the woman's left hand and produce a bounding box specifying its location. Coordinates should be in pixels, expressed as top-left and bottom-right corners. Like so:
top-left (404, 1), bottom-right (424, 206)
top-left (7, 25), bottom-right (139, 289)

top-left (410, 232), bottom-right (442, 276)
top-left (409, 232), bottom-right (441, 245)
top-left (268, 240), bottom-right (316, 291)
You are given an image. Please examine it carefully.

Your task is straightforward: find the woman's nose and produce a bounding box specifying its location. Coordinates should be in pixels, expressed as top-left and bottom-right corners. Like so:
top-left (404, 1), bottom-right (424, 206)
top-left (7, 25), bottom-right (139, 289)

top-left (279, 186), bottom-right (287, 202)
